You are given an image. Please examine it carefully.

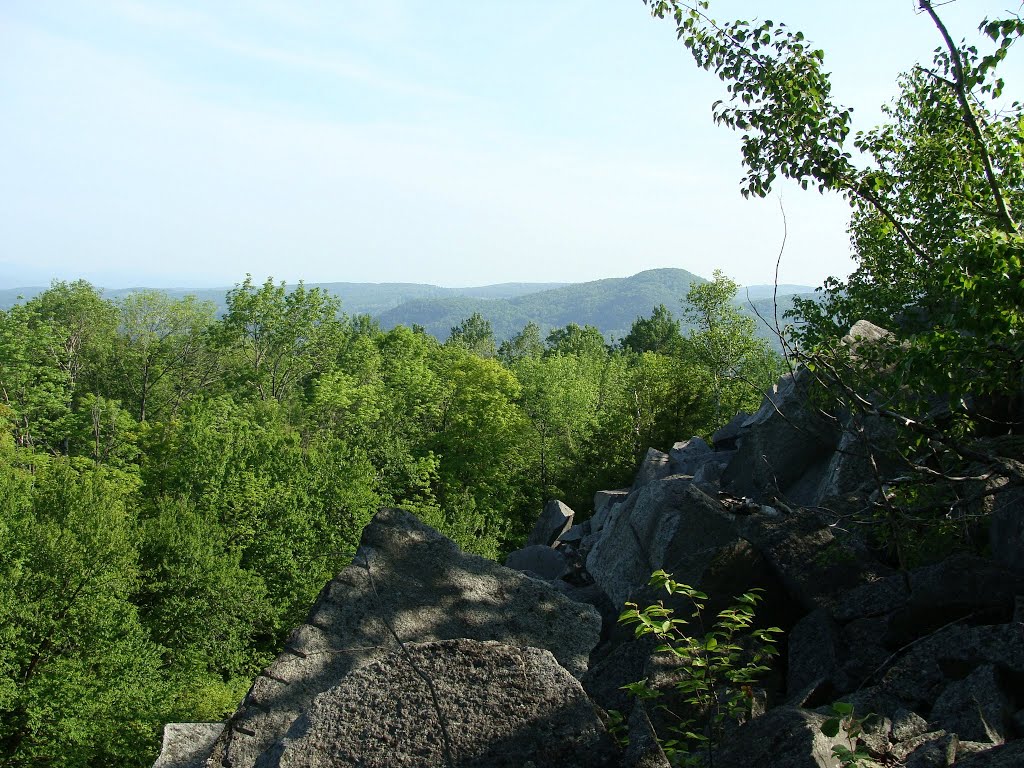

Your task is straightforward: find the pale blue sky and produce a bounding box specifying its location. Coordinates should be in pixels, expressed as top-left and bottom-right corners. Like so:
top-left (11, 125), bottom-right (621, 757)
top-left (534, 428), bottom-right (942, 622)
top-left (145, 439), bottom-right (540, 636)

top-left (1, 1), bottom-right (1020, 289)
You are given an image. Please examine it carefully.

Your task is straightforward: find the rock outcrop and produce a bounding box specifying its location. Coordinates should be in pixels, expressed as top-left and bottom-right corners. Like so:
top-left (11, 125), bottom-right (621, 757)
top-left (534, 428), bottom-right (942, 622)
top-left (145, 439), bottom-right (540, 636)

top-left (157, 321), bottom-right (1024, 768)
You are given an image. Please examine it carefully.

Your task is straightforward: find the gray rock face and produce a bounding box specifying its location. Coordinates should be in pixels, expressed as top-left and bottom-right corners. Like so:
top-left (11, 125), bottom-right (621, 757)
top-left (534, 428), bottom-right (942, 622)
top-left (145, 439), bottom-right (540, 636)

top-left (586, 477), bottom-right (736, 608)
top-left (692, 452), bottom-right (733, 491)
top-left (842, 319), bottom-right (892, 349)
top-left (954, 740), bottom-right (1024, 767)
top-left (633, 447), bottom-right (671, 489)
top-left (787, 609), bottom-right (845, 694)
top-left (624, 700), bottom-right (671, 768)
top-left (254, 639), bottom-right (617, 768)
top-left (720, 370), bottom-right (839, 500)
top-left (900, 731), bottom-right (958, 768)
top-left (736, 508), bottom-right (893, 613)
top-left (527, 499), bottom-right (575, 547)
top-left (930, 664), bottom-right (1009, 744)
top-left (882, 623), bottom-right (1024, 710)
top-left (712, 706), bottom-right (851, 768)
top-left (813, 417), bottom-right (896, 506)
top-left (154, 724), bottom-right (224, 768)
top-left (712, 411), bottom-right (750, 450)
top-left (591, 488), bottom-right (630, 532)
top-left (668, 436), bottom-right (712, 476)
top-left (505, 545), bottom-right (570, 580)
top-left (204, 509), bottom-right (601, 768)
top-left (989, 481), bottom-right (1024, 574)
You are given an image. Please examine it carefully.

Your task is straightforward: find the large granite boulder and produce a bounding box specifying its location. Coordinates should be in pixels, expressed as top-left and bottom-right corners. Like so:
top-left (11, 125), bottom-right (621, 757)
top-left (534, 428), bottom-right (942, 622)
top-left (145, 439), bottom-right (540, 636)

top-left (735, 508), bottom-right (894, 613)
top-left (989, 479), bottom-right (1024, 575)
top-left (586, 477), bottom-right (737, 608)
top-left (712, 706), bottom-right (852, 768)
top-left (633, 448), bottom-right (672, 489)
top-left (188, 509), bottom-right (601, 768)
top-left (592, 489), bottom-right (630, 533)
top-left (668, 436), bottom-right (712, 476)
top-left (505, 544), bottom-right (571, 580)
top-left (720, 369), bottom-right (839, 501)
top-left (254, 639), bottom-right (618, 768)
top-left (154, 724), bottom-right (224, 768)
top-left (527, 499), bottom-right (575, 547)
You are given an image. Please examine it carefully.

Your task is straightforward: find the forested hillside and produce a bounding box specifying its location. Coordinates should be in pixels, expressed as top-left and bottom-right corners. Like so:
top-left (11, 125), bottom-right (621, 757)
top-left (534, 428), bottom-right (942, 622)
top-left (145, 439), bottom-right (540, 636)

top-left (0, 270), bottom-right (813, 349)
top-left (0, 272), bottom-right (781, 766)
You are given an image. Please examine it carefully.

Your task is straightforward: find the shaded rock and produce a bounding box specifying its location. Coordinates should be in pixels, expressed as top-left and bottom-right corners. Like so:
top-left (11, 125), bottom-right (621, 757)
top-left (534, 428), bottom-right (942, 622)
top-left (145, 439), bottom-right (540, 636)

top-left (634, 448), bottom-right (671, 489)
top-left (787, 609), bottom-right (845, 694)
top-left (712, 411), bottom-right (750, 451)
top-left (592, 489), bottom-right (630, 532)
top-left (712, 706), bottom-right (852, 768)
top-left (624, 700), bottom-right (671, 768)
top-left (887, 555), bottom-right (1024, 645)
top-left (736, 508), bottom-right (894, 613)
top-left (505, 545), bottom-right (570, 581)
top-left (557, 521), bottom-right (590, 545)
top-left (527, 499), bottom-right (575, 547)
top-left (207, 508), bottom-right (601, 768)
top-left (693, 451), bottom-right (733, 491)
top-left (720, 370), bottom-right (839, 501)
top-left (832, 573), bottom-right (909, 622)
top-left (586, 478), bottom-right (736, 609)
top-left (930, 664), bottom-right (1009, 744)
top-left (901, 731), bottom-right (957, 768)
top-left (953, 740), bottom-right (1024, 767)
top-left (838, 616), bottom-right (891, 690)
top-left (882, 623), bottom-right (1024, 709)
top-left (255, 639), bottom-right (617, 768)
top-left (956, 740), bottom-right (1001, 759)
top-left (891, 709), bottom-right (930, 742)
top-left (553, 582), bottom-right (617, 631)
top-left (783, 453), bottom-right (835, 507)
top-left (582, 637), bottom-right (657, 714)
top-left (814, 416), bottom-right (898, 507)
top-left (668, 436), bottom-right (712, 476)
top-left (153, 723), bottom-right (224, 768)
top-left (989, 480), bottom-right (1024, 575)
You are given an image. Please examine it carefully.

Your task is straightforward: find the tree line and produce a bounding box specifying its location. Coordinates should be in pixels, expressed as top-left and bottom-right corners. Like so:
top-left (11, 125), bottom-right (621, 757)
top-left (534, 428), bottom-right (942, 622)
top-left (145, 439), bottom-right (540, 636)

top-left (0, 271), bottom-right (779, 766)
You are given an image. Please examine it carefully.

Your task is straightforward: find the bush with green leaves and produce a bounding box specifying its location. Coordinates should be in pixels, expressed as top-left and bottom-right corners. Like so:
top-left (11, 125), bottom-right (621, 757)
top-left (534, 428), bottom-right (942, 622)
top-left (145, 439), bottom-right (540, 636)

top-left (618, 570), bottom-right (782, 767)
top-left (821, 702), bottom-right (881, 768)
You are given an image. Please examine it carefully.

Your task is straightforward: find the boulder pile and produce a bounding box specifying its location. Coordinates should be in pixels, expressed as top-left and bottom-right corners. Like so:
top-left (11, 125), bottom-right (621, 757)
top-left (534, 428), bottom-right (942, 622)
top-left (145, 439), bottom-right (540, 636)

top-left (156, 322), bottom-right (1024, 768)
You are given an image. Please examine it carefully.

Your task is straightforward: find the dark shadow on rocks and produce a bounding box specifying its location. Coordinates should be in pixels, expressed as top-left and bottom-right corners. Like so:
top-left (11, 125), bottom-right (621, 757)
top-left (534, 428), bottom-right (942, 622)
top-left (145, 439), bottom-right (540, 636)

top-left (204, 509), bottom-right (603, 768)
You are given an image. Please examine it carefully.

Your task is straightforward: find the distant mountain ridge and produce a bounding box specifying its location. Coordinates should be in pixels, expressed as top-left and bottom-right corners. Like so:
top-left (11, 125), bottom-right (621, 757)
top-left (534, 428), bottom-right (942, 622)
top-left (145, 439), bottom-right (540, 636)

top-left (0, 270), bottom-right (815, 346)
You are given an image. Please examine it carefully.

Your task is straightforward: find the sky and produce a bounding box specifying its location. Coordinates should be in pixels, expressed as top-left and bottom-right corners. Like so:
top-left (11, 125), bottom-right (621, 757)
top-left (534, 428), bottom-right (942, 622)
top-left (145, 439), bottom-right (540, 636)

top-left (1, 1), bottom-right (1021, 290)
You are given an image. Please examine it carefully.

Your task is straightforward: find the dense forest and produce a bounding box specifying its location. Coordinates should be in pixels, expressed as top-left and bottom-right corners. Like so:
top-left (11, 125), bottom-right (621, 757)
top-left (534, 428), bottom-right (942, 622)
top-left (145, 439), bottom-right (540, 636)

top-left (0, 271), bottom-right (780, 766)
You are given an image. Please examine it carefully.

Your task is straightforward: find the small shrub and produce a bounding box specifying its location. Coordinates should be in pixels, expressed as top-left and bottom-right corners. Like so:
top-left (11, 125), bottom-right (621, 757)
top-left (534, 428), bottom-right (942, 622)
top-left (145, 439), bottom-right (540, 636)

top-left (618, 570), bottom-right (782, 766)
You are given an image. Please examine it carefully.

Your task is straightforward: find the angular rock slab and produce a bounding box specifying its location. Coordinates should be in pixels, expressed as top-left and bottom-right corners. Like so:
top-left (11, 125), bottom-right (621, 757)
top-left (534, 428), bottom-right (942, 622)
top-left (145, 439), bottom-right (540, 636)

top-left (505, 544), bottom-right (570, 580)
top-left (633, 447), bottom-right (671, 489)
top-left (953, 740), bottom-right (1024, 767)
top-left (586, 477), bottom-right (736, 608)
top-left (255, 639), bottom-right (618, 768)
top-left (720, 369), bottom-right (839, 500)
top-left (154, 723), bottom-right (224, 768)
top-left (668, 436), bottom-right (712, 476)
top-left (204, 508), bottom-right (602, 768)
top-left (712, 707), bottom-right (853, 768)
top-left (527, 499), bottom-right (575, 547)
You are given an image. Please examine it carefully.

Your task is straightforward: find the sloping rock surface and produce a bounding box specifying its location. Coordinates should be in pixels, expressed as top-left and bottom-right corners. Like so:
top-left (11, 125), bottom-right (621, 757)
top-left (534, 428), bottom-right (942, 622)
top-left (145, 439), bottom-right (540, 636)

top-left (255, 639), bottom-right (616, 768)
top-left (200, 508), bottom-right (601, 768)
